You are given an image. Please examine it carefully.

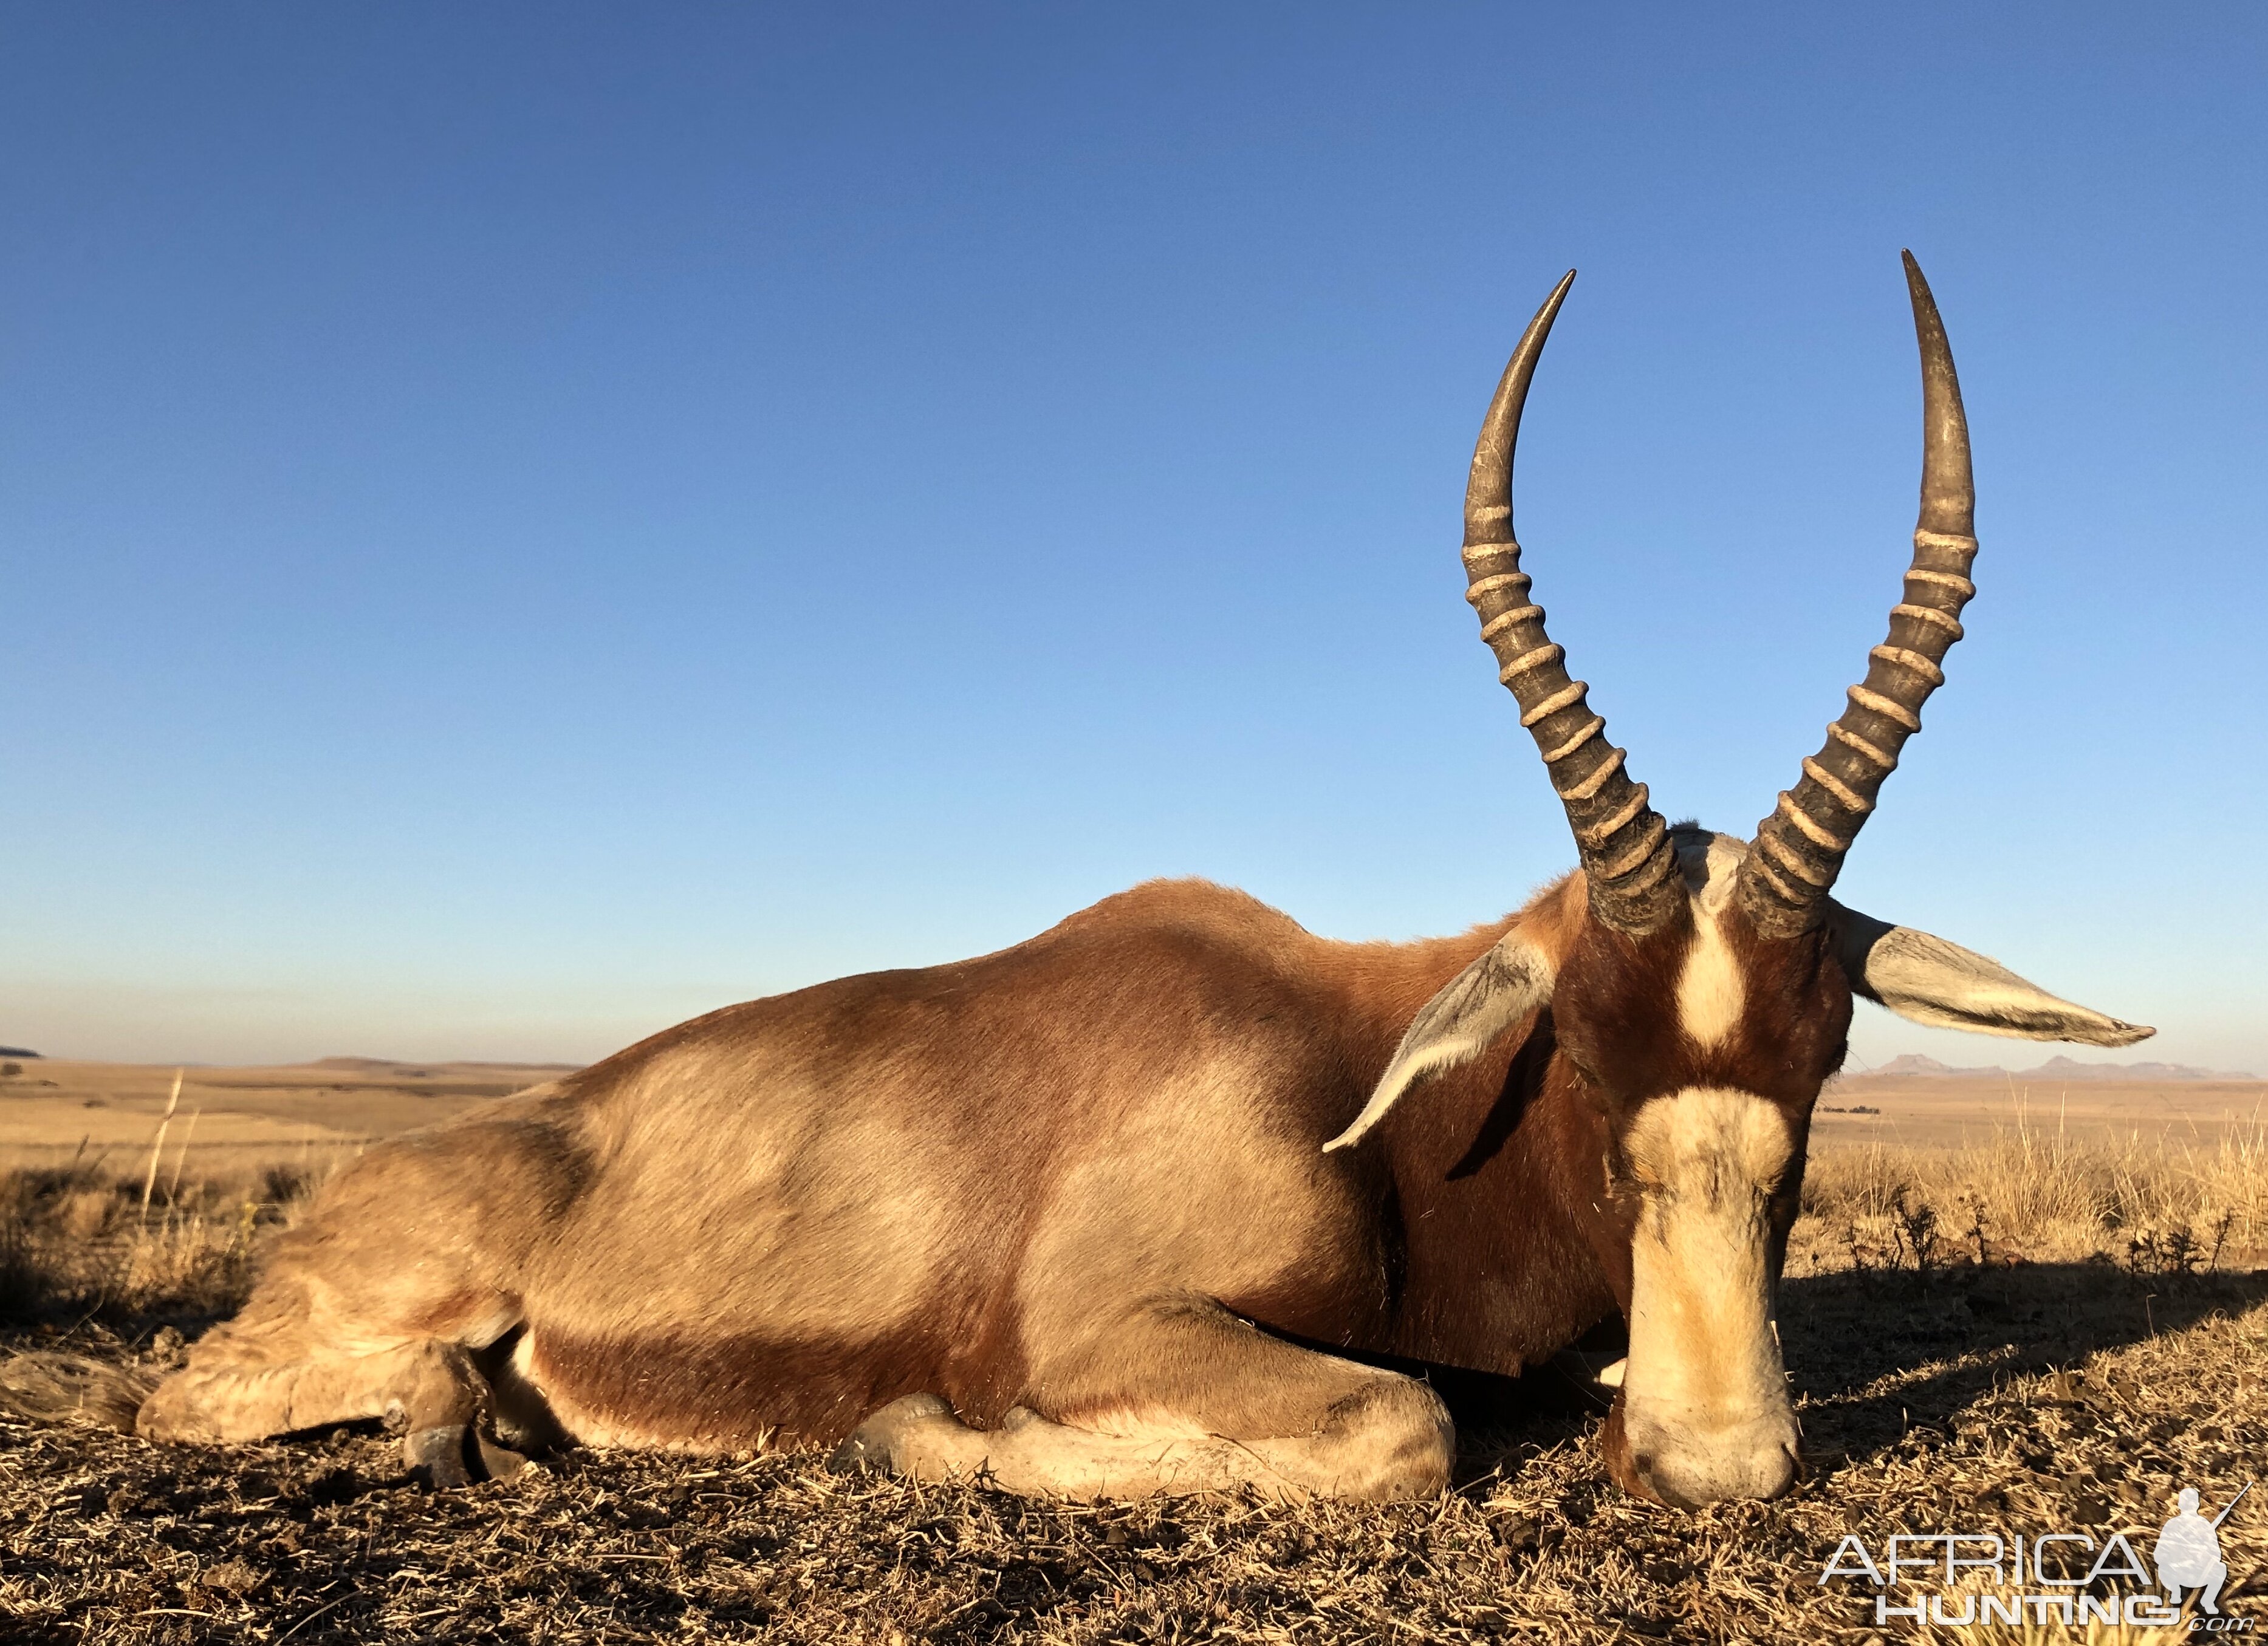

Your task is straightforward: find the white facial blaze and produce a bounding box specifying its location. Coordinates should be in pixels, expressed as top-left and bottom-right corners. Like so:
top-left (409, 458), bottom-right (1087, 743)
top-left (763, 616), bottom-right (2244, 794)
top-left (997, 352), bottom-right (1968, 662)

top-left (1675, 912), bottom-right (1745, 1049)
top-left (1619, 1085), bottom-right (1799, 1502)
top-left (1674, 833), bottom-right (1747, 1050)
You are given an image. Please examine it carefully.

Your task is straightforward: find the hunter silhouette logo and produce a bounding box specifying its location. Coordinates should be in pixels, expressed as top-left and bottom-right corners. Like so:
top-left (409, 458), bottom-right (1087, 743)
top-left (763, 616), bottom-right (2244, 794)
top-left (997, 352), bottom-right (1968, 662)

top-left (2157, 1484), bottom-right (2250, 1617)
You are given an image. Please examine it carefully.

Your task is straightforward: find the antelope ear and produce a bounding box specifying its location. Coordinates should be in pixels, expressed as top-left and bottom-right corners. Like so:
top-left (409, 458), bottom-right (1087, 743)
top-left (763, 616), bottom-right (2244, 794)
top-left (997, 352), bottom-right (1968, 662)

top-left (1323, 932), bottom-right (1556, 1152)
top-left (1830, 904), bottom-right (2154, 1047)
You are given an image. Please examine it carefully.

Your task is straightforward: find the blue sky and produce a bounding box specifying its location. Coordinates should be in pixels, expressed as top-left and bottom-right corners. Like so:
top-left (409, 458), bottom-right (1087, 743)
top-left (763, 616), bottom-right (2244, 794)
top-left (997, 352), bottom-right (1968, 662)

top-left (3, 5), bottom-right (2263, 1071)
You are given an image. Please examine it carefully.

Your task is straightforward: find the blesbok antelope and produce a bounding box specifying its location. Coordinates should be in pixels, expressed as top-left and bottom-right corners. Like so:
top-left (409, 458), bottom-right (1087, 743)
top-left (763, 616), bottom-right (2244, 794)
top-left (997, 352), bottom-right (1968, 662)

top-left (60, 254), bottom-right (2151, 1507)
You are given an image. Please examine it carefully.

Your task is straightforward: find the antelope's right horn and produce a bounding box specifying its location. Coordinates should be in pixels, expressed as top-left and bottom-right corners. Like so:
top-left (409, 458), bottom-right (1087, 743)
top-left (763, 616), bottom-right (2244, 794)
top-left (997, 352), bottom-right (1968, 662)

top-left (1736, 251), bottom-right (1978, 936)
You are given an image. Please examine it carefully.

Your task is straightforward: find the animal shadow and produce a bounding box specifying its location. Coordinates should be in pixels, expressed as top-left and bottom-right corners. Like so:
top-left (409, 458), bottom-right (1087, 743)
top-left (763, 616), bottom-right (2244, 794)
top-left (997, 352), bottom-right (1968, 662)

top-left (1781, 1260), bottom-right (2267, 1466)
top-left (1435, 1262), bottom-right (2266, 1486)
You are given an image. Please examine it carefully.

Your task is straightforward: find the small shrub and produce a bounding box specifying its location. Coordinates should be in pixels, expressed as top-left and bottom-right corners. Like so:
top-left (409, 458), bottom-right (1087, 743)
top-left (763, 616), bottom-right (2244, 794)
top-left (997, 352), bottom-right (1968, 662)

top-left (1888, 1186), bottom-right (1942, 1274)
top-left (260, 1163), bottom-right (315, 1206)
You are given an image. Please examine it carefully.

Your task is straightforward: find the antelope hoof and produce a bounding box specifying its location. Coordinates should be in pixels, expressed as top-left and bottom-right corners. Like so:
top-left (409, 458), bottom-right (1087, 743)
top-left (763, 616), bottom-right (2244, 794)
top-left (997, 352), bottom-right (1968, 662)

top-left (405, 1424), bottom-right (474, 1491)
top-left (475, 1431), bottom-right (530, 1481)
top-left (828, 1393), bottom-right (954, 1475)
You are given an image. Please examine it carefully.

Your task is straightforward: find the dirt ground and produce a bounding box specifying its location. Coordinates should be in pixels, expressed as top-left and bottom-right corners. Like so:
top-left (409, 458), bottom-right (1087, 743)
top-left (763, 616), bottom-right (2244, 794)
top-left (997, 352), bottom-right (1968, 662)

top-left (4, 1262), bottom-right (2262, 1644)
top-left (2, 1061), bottom-right (2264, 1642)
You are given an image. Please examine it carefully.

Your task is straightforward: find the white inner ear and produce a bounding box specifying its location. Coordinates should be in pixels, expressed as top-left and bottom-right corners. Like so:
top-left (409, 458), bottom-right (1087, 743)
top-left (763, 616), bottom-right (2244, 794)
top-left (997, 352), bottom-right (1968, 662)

top-left (1835, 909), bottom-right (2154, 1048)
top-left (1321, 933), bottom-right (1555, 1152)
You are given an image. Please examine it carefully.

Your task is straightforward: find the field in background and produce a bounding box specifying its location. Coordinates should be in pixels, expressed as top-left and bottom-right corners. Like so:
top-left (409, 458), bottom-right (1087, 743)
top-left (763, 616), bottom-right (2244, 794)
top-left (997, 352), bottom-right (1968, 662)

top-left (10, 1052), bottom-right (2264, 1190)
top-left (0, 1057), bottom-right (570, 1325)
top-left (2, 1059), bottom-right (2264, 1641)
top-left (1814, 1068), bottom-right (2266, 1150)
top-left (0, 1056), bottom-right (572, 1179)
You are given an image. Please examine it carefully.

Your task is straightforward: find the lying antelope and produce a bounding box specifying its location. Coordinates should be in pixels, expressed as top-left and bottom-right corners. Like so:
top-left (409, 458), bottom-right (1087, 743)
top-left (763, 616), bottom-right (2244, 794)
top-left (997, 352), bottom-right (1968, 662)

top-left (109, 256), bottom-right (2151, 1506)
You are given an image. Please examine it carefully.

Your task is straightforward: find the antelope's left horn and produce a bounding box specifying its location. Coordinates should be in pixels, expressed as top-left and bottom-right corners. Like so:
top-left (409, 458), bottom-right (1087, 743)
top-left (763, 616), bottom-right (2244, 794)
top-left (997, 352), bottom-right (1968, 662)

top-left (1736, 251), bottom-right (1978, 936)
top-left (1466, 272), bottom-right (1682, 937)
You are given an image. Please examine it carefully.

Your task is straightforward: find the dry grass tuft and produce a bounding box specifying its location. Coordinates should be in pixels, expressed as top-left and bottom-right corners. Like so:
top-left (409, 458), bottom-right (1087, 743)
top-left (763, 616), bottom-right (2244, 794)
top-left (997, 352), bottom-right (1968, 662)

top-left (1795, 1114), bottom-right (2268, 1275)
top-left (0, 1162), bottom-right (303, 1326)
top-left (1, 1138), bottom-right (2263, 1643)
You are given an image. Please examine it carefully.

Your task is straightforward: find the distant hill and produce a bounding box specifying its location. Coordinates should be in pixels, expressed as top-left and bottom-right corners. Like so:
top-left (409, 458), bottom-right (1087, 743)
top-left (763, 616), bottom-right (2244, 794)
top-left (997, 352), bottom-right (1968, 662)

top-left (1868, 1053), bottom-right (2257, 1082)
top-left (0, 1047), bottom-right (41, 1059)
top-left (307, 1056), bottom-right (581, 1073)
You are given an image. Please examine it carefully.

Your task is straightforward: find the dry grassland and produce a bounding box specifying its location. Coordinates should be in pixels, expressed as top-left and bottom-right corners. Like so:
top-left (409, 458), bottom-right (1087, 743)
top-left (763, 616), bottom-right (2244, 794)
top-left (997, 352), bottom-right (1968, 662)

top-left (1, 1064), bottom-right (2264, 1644)
top-left (0, 1057), bottom-right (571, 1180)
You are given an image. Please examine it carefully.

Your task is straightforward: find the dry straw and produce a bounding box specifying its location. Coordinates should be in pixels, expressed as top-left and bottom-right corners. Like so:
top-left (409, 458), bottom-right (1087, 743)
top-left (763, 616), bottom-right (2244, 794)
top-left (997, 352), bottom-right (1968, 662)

top-left (163, 1106), bottom-right (203, 1206)
top-left (135, 1068), bottom-right (183, 1224)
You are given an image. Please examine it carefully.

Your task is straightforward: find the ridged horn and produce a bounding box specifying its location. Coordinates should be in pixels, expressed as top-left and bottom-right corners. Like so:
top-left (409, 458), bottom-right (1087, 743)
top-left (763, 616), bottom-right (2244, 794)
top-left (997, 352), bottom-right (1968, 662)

top-left (1464, 272), bottom-right (1681, 936)
top-left (1736, 251), bottom-right (1978, 937)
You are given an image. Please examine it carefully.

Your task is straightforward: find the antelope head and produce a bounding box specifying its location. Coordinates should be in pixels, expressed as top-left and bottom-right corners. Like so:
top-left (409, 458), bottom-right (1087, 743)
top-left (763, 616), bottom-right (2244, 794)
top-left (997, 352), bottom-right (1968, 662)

top-left (1329, 256), bottom-right (2151, 1506)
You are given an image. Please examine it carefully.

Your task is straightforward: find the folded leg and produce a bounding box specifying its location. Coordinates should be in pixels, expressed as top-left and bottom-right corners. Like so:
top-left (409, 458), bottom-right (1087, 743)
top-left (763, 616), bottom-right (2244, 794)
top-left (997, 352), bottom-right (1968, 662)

top-left (140, 1317), bottom-right (507, 1487)
top-left (835, 1296), bottom-right (1451, 1501)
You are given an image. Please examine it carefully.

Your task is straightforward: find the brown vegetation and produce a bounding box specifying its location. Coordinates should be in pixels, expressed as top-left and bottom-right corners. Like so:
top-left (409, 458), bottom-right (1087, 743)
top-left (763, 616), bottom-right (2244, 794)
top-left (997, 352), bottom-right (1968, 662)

top-left (1795, 1116), bottom-right (2268, 1274)
top-left (2, 1129), bottom-right (2263, 1643)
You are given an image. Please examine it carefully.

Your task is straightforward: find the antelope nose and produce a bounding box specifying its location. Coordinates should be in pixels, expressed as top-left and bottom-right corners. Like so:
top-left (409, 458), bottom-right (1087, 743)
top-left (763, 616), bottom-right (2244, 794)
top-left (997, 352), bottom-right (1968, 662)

top-left (1615, 1402), bottom-right (1801, 1507)
top-left (1636, 1433), bottom-right (1798, 1508)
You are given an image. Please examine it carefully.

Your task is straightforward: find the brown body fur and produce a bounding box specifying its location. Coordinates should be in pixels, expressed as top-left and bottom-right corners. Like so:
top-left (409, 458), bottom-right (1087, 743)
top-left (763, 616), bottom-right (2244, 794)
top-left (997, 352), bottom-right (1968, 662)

top-left (139, 875), bottom-right (1622, 1497)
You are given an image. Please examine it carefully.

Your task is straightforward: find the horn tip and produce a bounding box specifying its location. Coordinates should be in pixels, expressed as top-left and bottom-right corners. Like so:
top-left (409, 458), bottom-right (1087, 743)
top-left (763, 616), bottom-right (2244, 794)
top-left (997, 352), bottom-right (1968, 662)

top-left (1535, 268), bottom-right (1578, 320)
top-left (1900, 250), bottom-right (1937, 306)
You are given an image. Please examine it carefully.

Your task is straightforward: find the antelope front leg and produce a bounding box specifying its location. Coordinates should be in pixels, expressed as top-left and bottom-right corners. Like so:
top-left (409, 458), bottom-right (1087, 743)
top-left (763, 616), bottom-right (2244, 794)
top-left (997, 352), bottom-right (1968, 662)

top-left (832, 1297), bottom-right (1453, 1502)
top-left (143, 1328), bottom-right (510, 1490)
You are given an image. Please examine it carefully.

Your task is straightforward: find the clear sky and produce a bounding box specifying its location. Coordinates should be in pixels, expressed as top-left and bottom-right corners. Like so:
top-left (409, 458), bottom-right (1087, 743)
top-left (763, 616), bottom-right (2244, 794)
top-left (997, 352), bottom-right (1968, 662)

top-left (4, 5), bottom-right (2263, 1073)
